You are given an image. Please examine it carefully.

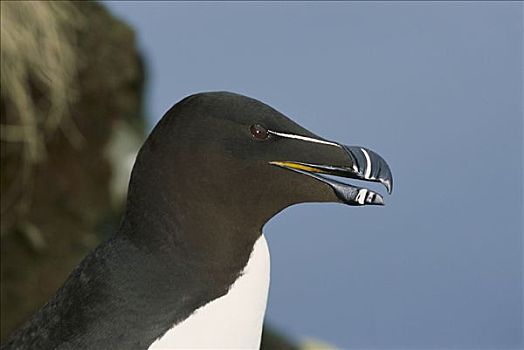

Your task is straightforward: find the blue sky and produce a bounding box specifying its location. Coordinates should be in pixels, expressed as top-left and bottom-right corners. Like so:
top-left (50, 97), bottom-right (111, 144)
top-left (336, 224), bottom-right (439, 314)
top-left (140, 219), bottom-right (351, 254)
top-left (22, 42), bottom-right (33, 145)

top-left (106, 2), bottom-right (523, 348)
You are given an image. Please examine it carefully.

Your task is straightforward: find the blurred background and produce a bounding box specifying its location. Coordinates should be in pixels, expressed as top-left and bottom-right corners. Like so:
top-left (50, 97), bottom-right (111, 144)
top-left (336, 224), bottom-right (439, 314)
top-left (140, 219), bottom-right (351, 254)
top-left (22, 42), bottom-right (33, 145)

top-left (1, 1), bottom-right (522, 349)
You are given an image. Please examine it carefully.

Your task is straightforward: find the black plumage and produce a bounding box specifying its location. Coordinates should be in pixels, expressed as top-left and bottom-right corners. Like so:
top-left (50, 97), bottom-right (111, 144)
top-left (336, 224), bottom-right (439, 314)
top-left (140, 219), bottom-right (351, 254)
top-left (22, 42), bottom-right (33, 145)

top-left (2, 92), bottom-right (392, 350)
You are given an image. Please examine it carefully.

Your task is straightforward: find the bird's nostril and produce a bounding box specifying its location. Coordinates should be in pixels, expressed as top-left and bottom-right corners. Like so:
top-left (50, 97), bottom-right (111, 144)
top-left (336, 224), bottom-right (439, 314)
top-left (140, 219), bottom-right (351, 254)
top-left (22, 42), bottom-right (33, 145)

top-left (250, 124), bottom-right (268, 140)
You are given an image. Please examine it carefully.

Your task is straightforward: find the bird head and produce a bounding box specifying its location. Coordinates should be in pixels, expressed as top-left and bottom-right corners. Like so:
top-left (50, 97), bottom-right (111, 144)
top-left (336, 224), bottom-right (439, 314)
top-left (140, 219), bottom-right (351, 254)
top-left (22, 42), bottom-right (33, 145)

top-left (127, 92), bottom-right (392, 234)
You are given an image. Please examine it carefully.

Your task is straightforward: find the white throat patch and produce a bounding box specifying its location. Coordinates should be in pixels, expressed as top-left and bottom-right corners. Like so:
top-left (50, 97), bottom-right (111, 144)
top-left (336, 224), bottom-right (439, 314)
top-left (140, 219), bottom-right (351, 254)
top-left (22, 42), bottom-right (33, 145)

top-left (149, 235), bottom-right (271, 349)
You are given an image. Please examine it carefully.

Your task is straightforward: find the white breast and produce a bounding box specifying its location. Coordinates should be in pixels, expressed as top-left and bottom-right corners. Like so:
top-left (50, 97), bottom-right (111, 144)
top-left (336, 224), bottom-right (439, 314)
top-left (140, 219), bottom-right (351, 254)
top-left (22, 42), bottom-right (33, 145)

top-left (149, 234), bottom-right (270, 350)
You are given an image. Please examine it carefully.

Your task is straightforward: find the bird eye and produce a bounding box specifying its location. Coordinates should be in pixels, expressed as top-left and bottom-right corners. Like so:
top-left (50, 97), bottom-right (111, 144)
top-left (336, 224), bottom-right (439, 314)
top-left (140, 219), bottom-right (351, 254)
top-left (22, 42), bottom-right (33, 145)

top-left (250, 124), bottom-right (269, 140)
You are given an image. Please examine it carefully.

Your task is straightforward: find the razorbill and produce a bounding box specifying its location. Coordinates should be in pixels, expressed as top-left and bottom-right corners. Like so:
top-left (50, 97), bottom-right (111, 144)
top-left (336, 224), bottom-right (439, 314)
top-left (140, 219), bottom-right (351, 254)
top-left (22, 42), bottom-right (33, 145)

top-left (2, 92), bottom-right (393, 350)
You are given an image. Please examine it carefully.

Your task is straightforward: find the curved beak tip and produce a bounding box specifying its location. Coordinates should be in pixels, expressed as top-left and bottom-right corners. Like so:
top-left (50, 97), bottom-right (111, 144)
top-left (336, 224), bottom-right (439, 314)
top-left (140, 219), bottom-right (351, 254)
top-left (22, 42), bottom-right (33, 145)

top-left (343, 145), bottom-right (393, 195)
top-left (383, 179), bottom-right (393, 195)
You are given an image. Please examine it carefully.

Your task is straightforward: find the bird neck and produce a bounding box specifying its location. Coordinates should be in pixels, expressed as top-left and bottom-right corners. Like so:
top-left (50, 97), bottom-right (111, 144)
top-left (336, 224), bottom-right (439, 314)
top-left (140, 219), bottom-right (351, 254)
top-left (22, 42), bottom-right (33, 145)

top-left (123, 152), bottom-right (267, 271)
top-left (116, 148), bottom-right (272, 346)
top-left (149, 234), bottom-right (270, 349)
top-left (119, 200), bottom-right (271, 349)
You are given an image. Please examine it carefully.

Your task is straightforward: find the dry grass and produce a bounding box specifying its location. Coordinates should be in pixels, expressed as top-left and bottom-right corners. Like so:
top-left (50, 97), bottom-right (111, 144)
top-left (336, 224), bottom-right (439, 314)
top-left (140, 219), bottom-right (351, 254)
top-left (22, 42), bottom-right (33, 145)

top-left (0, 1), bottom-right (85, 232)
top-left (1, 1), bottom-right (85, 160)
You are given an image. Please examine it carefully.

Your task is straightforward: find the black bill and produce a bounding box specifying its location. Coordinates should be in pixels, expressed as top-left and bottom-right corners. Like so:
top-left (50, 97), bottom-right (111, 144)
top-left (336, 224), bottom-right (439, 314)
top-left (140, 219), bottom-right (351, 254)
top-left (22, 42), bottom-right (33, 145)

top-left (269, 144), bottom-right (393, 206)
